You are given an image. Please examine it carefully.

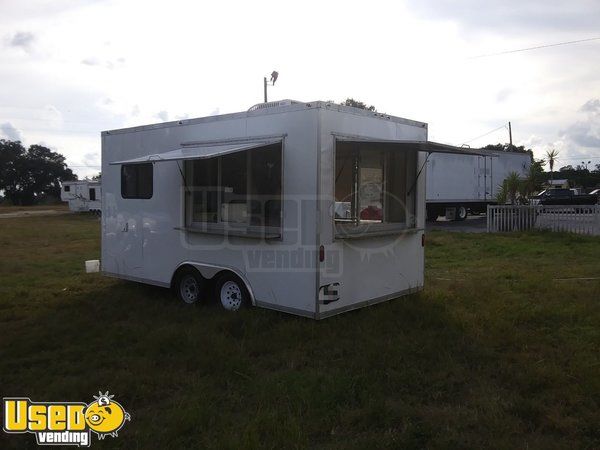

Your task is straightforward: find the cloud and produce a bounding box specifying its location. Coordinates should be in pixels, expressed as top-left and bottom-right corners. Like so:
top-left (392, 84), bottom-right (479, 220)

top-left (496, 88), bottom-right (513, 102)
top-left (131, 104), bottom-right (140, 116)
top-left (520, 134), bottom-right (543, 148)
top-left (209, 107), bottom-right (220, 116)
top-left (559, 98), bottom-right (600, 148)
top-left (407, 0), bottom-right (600, 35)
top-left (81, 57), bottom-right (125, 69)
top-left (580, 98), bottom-right (600, 114)
top-left (0, 1), bottom-right (110, 25)
top-left (105, 57), bottom-right (125, 70)
top-left (81, 57), bottom-right (100, 66)
top-left (156, 110), bottom-right (169, 122)
top-left (561, 121), bottom-right (600, 148)
top-left (44, 105), bottom-right (63, 128)
top-left (0, 122), bottom-right (23, 141)
top-left (7, 31), bottom-right (35, 52)
top-left (83, 151), bottom-right (100, 166)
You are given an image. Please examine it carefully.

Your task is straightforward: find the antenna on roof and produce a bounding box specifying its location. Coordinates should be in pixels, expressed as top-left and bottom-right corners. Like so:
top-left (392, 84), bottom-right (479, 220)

top-left (263, 70), bottom-right (279, 103)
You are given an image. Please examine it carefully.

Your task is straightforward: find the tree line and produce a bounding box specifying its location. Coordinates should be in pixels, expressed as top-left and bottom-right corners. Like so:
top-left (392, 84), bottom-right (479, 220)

top-left (0, 139), bottom-right (76, 205)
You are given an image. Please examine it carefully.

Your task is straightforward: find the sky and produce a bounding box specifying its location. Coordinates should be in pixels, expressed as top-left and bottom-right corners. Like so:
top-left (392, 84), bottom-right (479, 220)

top-left (0, 0), bottom-right (599, 178)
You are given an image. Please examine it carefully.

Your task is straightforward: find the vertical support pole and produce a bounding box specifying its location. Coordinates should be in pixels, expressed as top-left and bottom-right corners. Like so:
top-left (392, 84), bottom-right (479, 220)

top-left (508, 121), bottom-right (513, 148)
top-left (264, 77), bottom-right (268, 103)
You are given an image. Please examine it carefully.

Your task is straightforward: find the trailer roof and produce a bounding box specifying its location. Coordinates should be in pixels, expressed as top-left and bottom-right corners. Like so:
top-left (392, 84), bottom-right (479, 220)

top-left (101, 101), bottom-right (427, 136)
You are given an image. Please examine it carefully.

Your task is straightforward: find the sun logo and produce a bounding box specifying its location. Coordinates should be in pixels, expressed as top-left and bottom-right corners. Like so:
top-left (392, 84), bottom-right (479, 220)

top-left (84, 392), bottom-right (130, 440)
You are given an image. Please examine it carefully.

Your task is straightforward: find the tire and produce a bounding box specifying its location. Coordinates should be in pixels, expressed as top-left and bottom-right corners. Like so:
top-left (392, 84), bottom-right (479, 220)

top-left (214, 273), bottom-right (250, 311)
top-left (455, 205), bottom-right (468, 221)
top-left (174, 267), bottom-right (205, 304)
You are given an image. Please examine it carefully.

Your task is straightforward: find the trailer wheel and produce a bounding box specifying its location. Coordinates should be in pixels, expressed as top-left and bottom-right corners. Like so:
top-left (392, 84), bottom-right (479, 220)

top-left (456, 205), bottom-right (468, 221)
top-left (174, 267), bottom-right (204, 304)
top-left (214, 273), bottom-right (249, 311)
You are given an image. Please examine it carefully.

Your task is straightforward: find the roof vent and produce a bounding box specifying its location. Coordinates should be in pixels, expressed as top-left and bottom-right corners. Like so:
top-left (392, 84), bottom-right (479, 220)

top-left (248, 99), bottom-right (303, 112)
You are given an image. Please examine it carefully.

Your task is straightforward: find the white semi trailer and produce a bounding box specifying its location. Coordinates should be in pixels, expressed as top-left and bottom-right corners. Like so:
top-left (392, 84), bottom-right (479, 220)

top-left (425, 150), bottom-right (531, 220)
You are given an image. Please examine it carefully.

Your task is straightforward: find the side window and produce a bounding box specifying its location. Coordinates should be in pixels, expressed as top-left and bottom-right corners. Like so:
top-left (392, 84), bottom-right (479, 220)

top-left (64, 185), bottom-right (70, 192)
top-left (89, 188), bottom-right (96, 201)
top-left (121, 163), bottom-right (153, 199)
top-left (187, 143), bottom-right (282, 230)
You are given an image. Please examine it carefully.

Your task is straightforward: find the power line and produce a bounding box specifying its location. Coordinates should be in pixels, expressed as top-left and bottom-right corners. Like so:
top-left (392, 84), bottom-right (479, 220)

top-left (462, 124), bottom-right (507, 145)
top-left (554, 156), bottom-right (600, 161)
top-left (470, 36), bottom-right (600, 59)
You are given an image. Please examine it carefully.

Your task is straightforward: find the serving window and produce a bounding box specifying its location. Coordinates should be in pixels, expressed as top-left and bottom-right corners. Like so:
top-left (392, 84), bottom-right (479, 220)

top-left (334, 141), bottom-right (417, 234)
top-left (121, 163), bottom-right (153, 199)
top-left (186, 143), bottom-right (282, 236)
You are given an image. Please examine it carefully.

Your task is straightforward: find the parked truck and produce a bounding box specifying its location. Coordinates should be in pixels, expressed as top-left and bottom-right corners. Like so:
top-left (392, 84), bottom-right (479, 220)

top-left (536, 188), bottom-right (598, 205)
top-left (426, 150), bottom-right (531, 220)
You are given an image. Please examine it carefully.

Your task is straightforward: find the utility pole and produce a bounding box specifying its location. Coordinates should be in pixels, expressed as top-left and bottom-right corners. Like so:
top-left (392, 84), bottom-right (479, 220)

top-left (263, 71), bottom-right (278, 103)
top-left (508, 121), bottom-right (513, 148)
top-left (263, 77), bottom-right (268, 103)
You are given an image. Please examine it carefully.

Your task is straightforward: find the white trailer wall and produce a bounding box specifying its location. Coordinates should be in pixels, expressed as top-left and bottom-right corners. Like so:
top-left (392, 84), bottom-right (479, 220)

top-left (102, 106), bottom-right (320, 316)
top-left (426, 152), bottom-right (530, 204)
top-left (426, 153), bottom-right (485, 203)
top-left (102, 102), bottom-right (429, 319)
top-left (317, 106), bottom-right (427, 318)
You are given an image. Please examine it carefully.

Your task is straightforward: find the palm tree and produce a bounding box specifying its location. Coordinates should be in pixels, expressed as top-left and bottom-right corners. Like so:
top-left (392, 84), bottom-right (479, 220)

top-left (496, 172), bottom-right (523, 205)
top-left (496, 181), bottom-right (508, 205)
top-left (522, 159), bottom-right (545, 201)
top-left (545, 149), bottom-right (559, 188)
top-left (505, 171), bottom-right (521, 205)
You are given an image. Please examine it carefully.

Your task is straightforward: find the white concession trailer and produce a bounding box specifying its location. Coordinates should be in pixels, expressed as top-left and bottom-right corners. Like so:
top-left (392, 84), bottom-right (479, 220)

top-left (101, 101), bottom-right (480, 319)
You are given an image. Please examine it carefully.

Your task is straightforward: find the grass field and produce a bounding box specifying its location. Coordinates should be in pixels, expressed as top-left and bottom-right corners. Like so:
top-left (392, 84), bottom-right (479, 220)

top-left (0, 203), bottom-right (68, 213)
top-left (1, 214), bottom-right (599, 449)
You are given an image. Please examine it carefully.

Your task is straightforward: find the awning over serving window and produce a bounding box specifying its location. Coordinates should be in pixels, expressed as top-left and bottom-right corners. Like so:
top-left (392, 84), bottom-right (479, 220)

top-left (109, 139), bottom-right (282, 165)
top-left (335, 135), bottom-right (488, 156)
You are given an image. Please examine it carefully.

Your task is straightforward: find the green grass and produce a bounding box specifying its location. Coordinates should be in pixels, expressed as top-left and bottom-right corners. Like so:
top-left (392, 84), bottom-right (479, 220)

top-left (0, 203), bottom-right (68, 213)
top-left (1, 214), bottom-right (600, 449)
